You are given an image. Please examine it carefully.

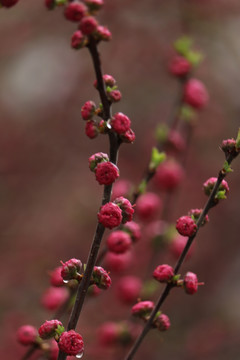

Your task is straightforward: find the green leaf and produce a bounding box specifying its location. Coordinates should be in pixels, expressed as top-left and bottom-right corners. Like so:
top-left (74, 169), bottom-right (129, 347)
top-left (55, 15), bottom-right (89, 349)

top-left (236, 128), bottom-right (240, 149)
top-left (186, 50), bottom-right (204, 67)
top-left (223, 160), bottom-right (233, 173)
top-left (137, 180), bottom-right (147, 194)
top-left (179, 105), bottom-right (196, 123)
top-left (216, 190), bottom-right (227, 200)
top-left (174, 36), bottom-right (193, 56)
top-left (155, 123), bottom-right (169, 143)
top-left (149, 148), bottom-right (166, 171)
top-left (55, 325), bottom-right (65, 336)
top-left (140, 279), bottom-right (159, 298)
top-left (56, 0), bottom-right (67, 5)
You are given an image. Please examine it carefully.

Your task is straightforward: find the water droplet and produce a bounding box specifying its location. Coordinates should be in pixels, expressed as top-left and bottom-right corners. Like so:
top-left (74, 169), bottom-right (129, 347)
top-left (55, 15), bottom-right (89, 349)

top-left (63, 280), bottom-right (69, 284)
top-left (76, 351), bottom-right (84, 359)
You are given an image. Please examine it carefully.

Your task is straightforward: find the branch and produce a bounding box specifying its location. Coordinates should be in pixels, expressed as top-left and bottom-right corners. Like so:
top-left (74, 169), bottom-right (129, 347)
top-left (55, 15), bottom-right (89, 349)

top-left (124, 151), bottom-right (239, 360)
top-left (57, 37), bottom-right (120, 360)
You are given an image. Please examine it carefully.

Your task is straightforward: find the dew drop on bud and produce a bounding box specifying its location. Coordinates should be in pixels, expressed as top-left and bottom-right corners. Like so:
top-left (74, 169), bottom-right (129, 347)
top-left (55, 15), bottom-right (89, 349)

top-left (63, 280), bottom-right (69, 284)
top-left (76, 351), bottom-right (84, 359)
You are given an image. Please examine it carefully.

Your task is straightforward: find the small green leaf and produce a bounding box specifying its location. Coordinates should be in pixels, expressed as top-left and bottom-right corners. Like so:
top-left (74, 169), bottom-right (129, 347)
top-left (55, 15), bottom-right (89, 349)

top-left (56, 0), bottom-right (67, 5)
top-left (174, 36), bottom-right (193, 56)
top-left (223, 160), bottom-right (233, 173)
top-left (172, 274), bottom-right (181, 282)
top-left (55, 325), bottom-right (65, 336)
top-left (149, 148), bottom-right (166, 171)
top-left (137, 180), bottom-right (147, 194)
top-left (155, 123), bottom-right (169, 143)
top-left (179, 105), bottom-right (196, 123)
top-left (186, 50), bottom-right (204, 67)
top-left (236, 128), bottom-right (240, 149)
top-left (141, 279), bottom-right (159, 298)
top-left (216, 190), bottom-right (227, 200)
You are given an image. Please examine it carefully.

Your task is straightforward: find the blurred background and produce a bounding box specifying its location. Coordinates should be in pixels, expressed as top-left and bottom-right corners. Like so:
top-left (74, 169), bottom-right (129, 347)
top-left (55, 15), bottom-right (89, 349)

top-left (0, 0), bottom-right (240, 359)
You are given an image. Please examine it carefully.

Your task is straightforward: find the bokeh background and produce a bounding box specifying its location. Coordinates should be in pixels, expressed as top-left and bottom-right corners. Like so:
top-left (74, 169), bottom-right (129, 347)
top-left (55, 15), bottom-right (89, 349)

top-left (0, 0), bottom-right (240, 359)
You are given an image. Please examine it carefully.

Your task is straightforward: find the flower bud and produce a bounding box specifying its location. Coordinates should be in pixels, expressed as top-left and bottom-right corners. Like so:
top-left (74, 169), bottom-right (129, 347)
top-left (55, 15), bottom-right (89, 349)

top-left (107, 230), bottom-right (132, 254)
top-left (113, 196), bottom-right (134, 224)
top-left (79, 16), bottom-right (98, 35)
top-left (95, 161), bottom-right (119, 185)
top-left (153, 264), bottom-right (174, 283)
top-left (85, 120), bottom-right (99, 139)
top-left (98, 202), bottom-right (122, 229)
top-left (17, 325), bottom-right (37, 346)
top-left (184, 271), bottom-right (200, 294)
top-left (61, 258), bottom-right (82, 281)
top-left (95, 25), bottom-right (112, 41)
top-left (136, 192), bottom-right (162, 222)
top-left (154, 314), bottom-right (170, 331)
top-left (64, 2), bottom-right (87, 22)
top-left (58, 330), bottom-right (84, 356)
top-left (110, 112), bottom-right (131, 134)
top-left (92, 266), bottom-right (112, 289)
top-left (89, 152), bottom-right (109, 171)
top-left (39, 320), bottom-right (63, 340)
top-left (132, 301), bottom-right (154, 318)
top-left (71, 30), bottom-right (85, 49)
top-left (169, 55), bottom-right (191, 77)
top-left (184, 78), bottom-right (209, 109)
top-left (176, 216), bottom-right (197, 237)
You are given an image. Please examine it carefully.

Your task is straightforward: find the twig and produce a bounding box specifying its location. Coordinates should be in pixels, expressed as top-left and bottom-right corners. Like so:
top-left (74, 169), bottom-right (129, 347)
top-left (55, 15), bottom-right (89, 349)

top-left (57, 37), bottom-right (120, 360)
top-left (124, 152), bottom-right (239, 360)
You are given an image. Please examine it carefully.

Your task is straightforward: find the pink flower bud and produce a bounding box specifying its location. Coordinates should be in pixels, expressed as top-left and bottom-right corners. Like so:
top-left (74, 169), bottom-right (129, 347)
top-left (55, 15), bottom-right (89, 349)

top-left (84, 0), bottom-right (104, 12)
top-left (107, 89), bottom-right (122, 103)
top-left (188, 208), bottom-right (209, 226)
top-left (154, 160), bottom-right (184, 191)
top-left (184, 271), bottom-right (199, 294)
top-left (167, 130), bottom-right (186, 153)
top-left (41, 287), bottom-right (69, 311)
top-left (92, 266), bottom-right (111, 289)
top-left (81, 100), bottom-right (96, 120)
top-left (155, 314), bottom-right (170, 331)
top-left (88, 284), bottom-right (101, 297)
top-left (0, 0), bottom-right (19, 7)
top-left (107, 230), bottom-right (132, 254)
top-left (79, 16), bottom-right (98, 35)
top-left (38, 319), bottom-right (63, 340)
top-left (113, 196), bottom-right (134, 224)
top-left (169, 55), bottom-right (191, 77)
top-left (58, 330), bottom-right (84, 356)
top-left (17, 325), bottom-right (37, 345)
top-left (95, 161), bottom-right (119, 185)
top-left (104, 251), bottom-right (132, 273)
top-left (122, 221), bottom-right (141, 242)
top-left (132, 301), bottom-right (154, 317)
top-left (176, 215), bottom-right (197, 237)
top-left (117, 276), bottom-right (142, 304)
top-left (153, 264), bottom-right (174, 283)
top-left (221, 138), bottom-right (237, 156)
top-left (96, 25), bottom-right (112, 41)
top-left (98, 322), bottom-right (119, 346)
top-left (136, 192), bottom-right (162, 222)
top-left (184, 78), bottom-right (209, 109)
top-left (85, 120), bottom-right (98, 139)
top-left (112, 179), bottom-right (131, 200)
top-left (203, 177), bottom-right (229, 196)
top-left (50, 266), bottom-right (64, 287)
top-left (110, 112), bottom-right (131, 134)
top-left (89, 152), bottom-right (109, 171)
top-left (71, 30), bottom-right (85, 49)
top-left (61, 258), bottom-right (82, 281)
top-left (98, 202), bottom-right (122, 229)
top-left (64, 2), bottom-right (87, 22)
top-left (120, 128), bottom-right (136, 143)
top-left (94, 74), bottom-right (116, 88)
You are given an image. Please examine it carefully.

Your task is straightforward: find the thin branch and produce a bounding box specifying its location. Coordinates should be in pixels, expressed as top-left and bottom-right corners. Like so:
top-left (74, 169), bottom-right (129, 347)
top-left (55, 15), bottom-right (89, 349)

top-left (124, 152), bottom-right (239, 360)
top-left (57, 37), bottom-right (120, 360)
